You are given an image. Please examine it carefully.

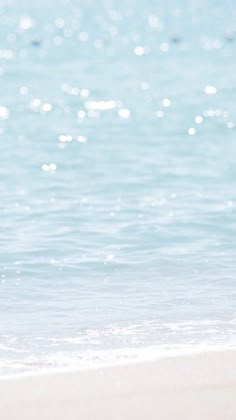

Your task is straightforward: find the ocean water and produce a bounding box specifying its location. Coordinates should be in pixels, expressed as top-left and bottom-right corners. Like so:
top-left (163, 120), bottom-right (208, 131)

top-left (1, 0), bottom-right (236, 375)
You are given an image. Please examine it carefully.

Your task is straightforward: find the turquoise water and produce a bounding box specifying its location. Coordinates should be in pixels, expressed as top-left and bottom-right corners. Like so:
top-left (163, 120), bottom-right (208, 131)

top-left (1, 0), bottom-right (236, 374)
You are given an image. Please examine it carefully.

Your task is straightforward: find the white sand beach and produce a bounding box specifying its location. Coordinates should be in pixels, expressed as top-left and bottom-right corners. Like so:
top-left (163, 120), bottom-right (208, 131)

top-left (1, 350), bottom-right (236, 420)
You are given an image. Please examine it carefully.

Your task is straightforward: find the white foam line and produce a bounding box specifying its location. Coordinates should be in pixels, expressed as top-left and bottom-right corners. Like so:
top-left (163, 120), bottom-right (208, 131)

top-left (1, 344), bottom-right (236, 380)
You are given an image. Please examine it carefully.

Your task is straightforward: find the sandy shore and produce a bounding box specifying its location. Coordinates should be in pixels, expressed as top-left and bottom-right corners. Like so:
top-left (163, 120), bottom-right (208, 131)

top-left (1, 350), bottom-right (236, 420)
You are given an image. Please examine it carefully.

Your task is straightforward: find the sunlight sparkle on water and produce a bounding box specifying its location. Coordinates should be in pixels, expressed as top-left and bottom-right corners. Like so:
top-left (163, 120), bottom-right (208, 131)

top-left (162, 98), bottom-right (171, 107)
top-left (195, 116), bottom-right (203, 124)
top-left (118, 109), bottom-right (130, 118)
top-left (204, 85), bottom-right (217, 95)
top-left (134, 46), bottom-right (145, 56)
top-left (188, 128), bottom-right (196, 135)
top-left (0, 106), bottom-right (9, 119)
top-left (85, 101), bottom-right (116, 111)
top-left (42, 163), bottom-right (57, 172)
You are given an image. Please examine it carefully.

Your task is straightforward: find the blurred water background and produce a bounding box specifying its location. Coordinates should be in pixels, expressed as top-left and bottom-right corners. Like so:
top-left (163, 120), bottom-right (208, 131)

top-left (1, 0), bottom-right (236, 375)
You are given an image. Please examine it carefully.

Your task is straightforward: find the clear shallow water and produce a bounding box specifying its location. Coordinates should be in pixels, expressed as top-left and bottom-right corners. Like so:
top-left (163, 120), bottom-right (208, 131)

top-left (1, 0), bottom-right (236, 375)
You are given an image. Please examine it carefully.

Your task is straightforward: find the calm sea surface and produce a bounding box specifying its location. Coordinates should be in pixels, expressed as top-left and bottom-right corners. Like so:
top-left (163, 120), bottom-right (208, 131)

top-left (1, 0), bottom-right (236, 375)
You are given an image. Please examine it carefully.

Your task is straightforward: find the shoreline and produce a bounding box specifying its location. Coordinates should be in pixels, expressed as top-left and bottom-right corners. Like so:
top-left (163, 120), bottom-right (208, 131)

top-left (1, 349), bottom-right (236, 419)
top-left (1, 343), bottom-right (236, 380)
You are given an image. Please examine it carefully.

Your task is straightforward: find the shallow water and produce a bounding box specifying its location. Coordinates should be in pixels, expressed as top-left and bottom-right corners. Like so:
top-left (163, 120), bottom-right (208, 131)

top-left (1, 0), bottom-right (236, 375)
